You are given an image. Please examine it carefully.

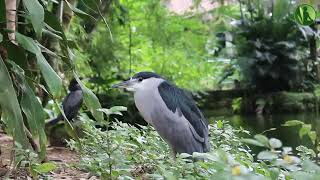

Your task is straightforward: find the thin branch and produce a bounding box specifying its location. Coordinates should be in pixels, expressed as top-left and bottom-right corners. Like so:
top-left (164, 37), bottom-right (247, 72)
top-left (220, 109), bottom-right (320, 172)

top-left (57, 0), bottom-right (64, 24)
top-left (128, 18), bottom-right (132, 76)
top-left (95, 1), bottom-right (114, 42)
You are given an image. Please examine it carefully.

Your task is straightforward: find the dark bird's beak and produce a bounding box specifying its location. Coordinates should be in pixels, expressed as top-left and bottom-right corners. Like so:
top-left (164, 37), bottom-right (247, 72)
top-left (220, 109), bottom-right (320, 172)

top-left (112, 79), bottom-right (135, 89)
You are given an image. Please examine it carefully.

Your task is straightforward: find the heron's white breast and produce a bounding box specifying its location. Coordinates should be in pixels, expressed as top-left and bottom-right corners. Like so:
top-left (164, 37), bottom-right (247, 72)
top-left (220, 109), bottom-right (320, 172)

top-left (133, 78), bottom-right (164, 124)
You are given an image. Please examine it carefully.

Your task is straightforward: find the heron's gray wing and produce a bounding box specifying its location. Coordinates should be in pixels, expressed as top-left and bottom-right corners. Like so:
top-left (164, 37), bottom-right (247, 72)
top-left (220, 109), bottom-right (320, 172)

top-left (158, 81), bottom-right (208, 141)
top-left (62, 90), bottom-right (83, 120)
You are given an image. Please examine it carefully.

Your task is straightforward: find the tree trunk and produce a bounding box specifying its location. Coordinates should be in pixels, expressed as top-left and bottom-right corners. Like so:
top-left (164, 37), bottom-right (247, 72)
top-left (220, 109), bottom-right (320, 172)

top-left (5, 0), bottom-right (16, 43)
top-left (310, 24), bottom-right (319, 80)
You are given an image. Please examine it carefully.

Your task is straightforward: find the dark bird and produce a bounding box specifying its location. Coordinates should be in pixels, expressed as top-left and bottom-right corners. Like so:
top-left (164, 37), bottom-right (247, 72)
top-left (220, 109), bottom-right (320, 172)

top-left (112, 72), bottom-right (210, 156)
top-left (47, 78), bottom-right (83, 125)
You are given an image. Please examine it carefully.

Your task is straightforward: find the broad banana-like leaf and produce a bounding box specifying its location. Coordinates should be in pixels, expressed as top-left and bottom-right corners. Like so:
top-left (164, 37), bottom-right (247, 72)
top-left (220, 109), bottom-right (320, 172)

top-left (15, 32), bottom-right (62, 97)
top-left (74, 73), bottom-right (104, 122)
top-left (22, 0), bottom-right (44, 37)
top-left (9, 61), bottom-right (47, 160)
top-left (0, 56), bottom-right (30, 149)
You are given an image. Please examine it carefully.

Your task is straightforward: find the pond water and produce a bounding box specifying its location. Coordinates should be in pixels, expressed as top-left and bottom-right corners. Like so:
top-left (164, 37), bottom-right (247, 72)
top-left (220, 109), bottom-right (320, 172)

top-left (210, 112), bottom-right (320, 151)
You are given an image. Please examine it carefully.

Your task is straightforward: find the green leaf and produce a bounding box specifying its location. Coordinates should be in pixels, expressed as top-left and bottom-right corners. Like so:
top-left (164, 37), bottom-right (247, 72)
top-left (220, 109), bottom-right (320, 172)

top-left (44, 10), bottom-right (71, 66)
top-left (80, 0), bottom-right (100, 12)
top-left (241, 138), bottom-right (264, 147)
top-left (15, 32), bottom-right (62, 97)
top-left (308, 131), bottom-right (317, 144)
top-left (0, 56), bottom-right (30, 149)
top-left (301, 160), bottom-right (320, 172)
top-left (9, 61), bottom-right (47, 160)
top-left (254, 134), bottom-right (269, 147)
top-left (257, 151), bottom-right (277, 160)
top-left (0, 33), bottom-right (3, 43)
top-left (32, 162), bottom-right (57, 173)
top-left (282, 120), bottom-right (304, 127)
top-left (299, 124), bottom-right (312, 139)
top-left (269, 168), bottom-right (280, 180)
top-left (22, 0), bottom-right (44, 36)
top-left (64, 0), bottom-right (96, 22)
top-left (36, 53), bottom-right (62, 97)
top-left (179, 153), bottom-right (192, 159)
top-left (269, 138), bottom-right (282, 149)
top-left (15, 32), bottom-right (39, 54)
top-left (98, 108), bottom-right (125, 116)
top-left (217, 120), bottom-right (223, 129)
top-left (110, 106), bottom-right (127, 112)
top-left (74, 74), bottom-right (103, 122)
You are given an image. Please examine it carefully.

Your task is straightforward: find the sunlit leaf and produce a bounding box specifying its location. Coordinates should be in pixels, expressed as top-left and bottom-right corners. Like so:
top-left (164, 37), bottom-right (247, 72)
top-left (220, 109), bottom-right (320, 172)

top-left (269, 138), bottom-right (282, 149)
top-left (98, 107), bottom-right (126, 116)
top-left (22, 0), bottom-right (44, 36)
top-left (308, 131), bottom-right (317, 144)
top-left (299, 124), bottom-right (311, 139)
top-left (257, 151), bottom-right (277, 160)
top-left (282, 120), bottom-right (304, 127)
top-left (32, 162), bottom-right (57, 173)
top-left (301, 160), bottom-right (320, 172)
top-left (217, 120), bottom-right (224, 129)
top-left (241, 138), bottom-right (264, 147)
top-left (254, 134), bottom-right (269, 147)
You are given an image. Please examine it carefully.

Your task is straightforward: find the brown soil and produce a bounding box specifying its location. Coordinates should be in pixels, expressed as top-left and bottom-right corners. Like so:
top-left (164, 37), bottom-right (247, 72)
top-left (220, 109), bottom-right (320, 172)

top-left (0, 129), bottom-right (99, 180)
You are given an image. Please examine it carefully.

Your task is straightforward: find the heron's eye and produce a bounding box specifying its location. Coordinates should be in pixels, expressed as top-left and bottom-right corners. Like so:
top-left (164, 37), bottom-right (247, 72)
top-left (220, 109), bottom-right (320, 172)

top-left (138, 77), bottom-right (143, 82)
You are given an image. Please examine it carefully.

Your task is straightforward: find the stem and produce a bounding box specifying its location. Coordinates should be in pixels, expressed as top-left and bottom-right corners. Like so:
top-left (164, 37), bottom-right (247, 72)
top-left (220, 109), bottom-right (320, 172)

top-left (106, 115), bottom-right (112, 179)
top-left (248, 0), bottom-right (253, 21)
top-left (128, 18), bottom-right (132, 76)
top-left (238, 0), bottom-right (243, 22)
top-left (57, 0), bottom-right (64, 24)
top-left (95, 1), bottom-right (113, 43)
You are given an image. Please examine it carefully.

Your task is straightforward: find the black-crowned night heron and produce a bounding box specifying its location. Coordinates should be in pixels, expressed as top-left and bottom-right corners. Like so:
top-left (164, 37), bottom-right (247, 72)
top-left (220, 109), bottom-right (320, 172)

top-left (47, 78), bottom-right (83, 125)
top-left (112, 72), bottom-right (210, 156)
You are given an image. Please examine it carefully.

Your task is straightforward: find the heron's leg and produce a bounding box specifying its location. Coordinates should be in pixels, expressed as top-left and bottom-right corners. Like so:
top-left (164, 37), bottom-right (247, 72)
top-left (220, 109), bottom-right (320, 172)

top-left (172, 149), bottom-right (177, 160)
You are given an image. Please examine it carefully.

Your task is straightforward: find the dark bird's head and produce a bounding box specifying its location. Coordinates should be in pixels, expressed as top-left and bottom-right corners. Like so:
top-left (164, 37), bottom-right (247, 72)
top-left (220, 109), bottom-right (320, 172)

top-left (112, 72), bottom-right (164, 92)
top-left (68, 78), bottom-right (82, 91)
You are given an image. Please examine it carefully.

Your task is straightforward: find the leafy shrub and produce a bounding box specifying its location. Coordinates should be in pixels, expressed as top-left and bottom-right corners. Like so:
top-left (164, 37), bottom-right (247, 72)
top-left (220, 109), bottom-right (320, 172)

top-left (217, 0), bottom-right (316, 92)
top-left (68, 110), bottom-right (320, 179)
top-left (13, 143), bottom-right (57, 179)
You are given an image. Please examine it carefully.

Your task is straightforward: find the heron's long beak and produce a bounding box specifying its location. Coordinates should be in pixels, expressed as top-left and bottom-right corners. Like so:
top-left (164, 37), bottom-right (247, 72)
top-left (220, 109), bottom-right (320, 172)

top-left (111, 79), bottom-right (137, 89)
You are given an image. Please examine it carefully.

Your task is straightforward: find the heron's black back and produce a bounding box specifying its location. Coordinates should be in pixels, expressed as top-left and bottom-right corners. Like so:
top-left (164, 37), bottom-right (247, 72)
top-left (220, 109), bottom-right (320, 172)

top-left (62, 90), bottom-right (83, 120)
top-left (158, 81), bottom-right (209, 151)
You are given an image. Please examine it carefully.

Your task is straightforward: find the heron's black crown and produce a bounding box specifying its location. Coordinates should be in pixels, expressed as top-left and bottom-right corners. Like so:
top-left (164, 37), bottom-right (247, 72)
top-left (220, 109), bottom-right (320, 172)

top-left (68, 78), bottom-right (82, 91)
top-left (132, 72), bottom-right (162, 80)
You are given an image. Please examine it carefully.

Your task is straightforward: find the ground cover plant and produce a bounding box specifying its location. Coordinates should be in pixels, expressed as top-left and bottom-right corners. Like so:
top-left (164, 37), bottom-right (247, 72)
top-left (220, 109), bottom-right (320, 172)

top-left (68, 109), bottom-right (320, 179)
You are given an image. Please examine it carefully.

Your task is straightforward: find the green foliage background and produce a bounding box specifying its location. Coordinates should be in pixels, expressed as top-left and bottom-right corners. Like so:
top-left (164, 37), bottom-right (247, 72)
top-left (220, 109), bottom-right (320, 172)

top-left (0, 0), bottom-right (320, 179)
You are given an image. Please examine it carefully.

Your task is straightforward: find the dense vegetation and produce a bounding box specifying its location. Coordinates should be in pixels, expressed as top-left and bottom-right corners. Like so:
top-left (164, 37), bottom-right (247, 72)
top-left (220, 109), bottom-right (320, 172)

top-left (68, 111), bottom-right (320, 179)
top-left (0, 0), bottom-right (320, 179)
